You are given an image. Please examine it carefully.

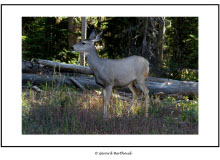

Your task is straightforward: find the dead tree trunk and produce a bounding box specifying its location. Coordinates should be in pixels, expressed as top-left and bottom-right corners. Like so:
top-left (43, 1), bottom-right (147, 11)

top-left (158, 17), bottom-right (166, 61)
top-left (142, 17), bottom-right (148, 57)
top-left (80, 17), bottom-right (87, 66)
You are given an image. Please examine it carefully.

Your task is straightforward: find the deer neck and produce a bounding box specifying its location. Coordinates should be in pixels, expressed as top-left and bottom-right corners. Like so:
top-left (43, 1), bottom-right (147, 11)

top-left (86, 47), bottom-right (102, 71)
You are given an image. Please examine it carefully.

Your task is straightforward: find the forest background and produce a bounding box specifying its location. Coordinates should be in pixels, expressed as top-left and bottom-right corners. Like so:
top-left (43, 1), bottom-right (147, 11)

top-left (22, 17), bottom-right (198, 81)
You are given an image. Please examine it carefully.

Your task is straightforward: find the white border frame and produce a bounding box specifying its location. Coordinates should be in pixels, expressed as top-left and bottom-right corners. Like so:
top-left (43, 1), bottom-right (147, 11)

top-left (1, 4), bottom-right (219, 146)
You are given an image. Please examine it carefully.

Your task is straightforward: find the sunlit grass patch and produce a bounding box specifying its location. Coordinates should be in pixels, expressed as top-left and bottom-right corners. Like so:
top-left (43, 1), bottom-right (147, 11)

top-left (22, 85), bottom-right (198, 134)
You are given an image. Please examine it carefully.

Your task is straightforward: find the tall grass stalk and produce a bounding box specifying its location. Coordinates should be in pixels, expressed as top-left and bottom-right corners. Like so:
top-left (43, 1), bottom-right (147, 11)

top-left (22, 84), bottom-right (198, 134)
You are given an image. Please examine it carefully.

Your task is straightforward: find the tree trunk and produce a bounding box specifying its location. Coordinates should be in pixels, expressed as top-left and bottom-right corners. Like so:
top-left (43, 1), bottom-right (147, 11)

top-left (68, 17), bottom-right (78, 49)
top-left (142, 17), bottom-right (148, 57)
top-left (158, 17), bottom-right (166, 61)
top-left (80, 17), bottom-right (87, 66)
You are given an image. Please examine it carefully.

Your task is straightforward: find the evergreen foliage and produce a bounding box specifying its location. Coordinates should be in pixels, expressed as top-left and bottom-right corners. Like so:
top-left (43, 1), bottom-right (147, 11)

top-left (22, 17), bottom-right (198, 81)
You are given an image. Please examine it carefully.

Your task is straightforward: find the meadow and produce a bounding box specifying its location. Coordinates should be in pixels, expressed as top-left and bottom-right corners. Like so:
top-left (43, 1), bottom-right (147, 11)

top-left (22, 85), bottom-right (198, 134)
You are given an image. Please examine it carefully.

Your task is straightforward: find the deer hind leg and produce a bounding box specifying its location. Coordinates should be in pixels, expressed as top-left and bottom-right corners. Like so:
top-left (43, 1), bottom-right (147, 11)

top-left (137, 80), bottom-right (150, 117)
top-left (127, 82), bottom-right (138, 115)
top-left (103, 85), bottom-right (112, 119)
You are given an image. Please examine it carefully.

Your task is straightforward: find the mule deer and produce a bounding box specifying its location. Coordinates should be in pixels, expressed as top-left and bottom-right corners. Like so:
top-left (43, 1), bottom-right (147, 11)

top-left (72, 30), bottom-right (150, 118)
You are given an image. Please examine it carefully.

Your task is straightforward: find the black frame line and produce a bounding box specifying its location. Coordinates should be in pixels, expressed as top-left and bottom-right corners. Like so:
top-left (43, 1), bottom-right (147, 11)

top-left (0, 4), bottom-right (220, 6)
top-left (1, 3), bottom-right (219, 148)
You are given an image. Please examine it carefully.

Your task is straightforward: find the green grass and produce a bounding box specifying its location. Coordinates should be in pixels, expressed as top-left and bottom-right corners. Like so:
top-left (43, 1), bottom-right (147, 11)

top-left (22, 85), bottom-right (198, 134)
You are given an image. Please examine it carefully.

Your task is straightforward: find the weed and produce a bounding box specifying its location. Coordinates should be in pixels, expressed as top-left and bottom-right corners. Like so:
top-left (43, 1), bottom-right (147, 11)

top-left (22, 85), bottom-right (198, 134)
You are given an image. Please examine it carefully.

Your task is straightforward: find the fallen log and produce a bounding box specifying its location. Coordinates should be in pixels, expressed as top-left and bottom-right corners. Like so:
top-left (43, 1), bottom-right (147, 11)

top-left (23, 59), bottom-right (93, 75)
top-left (22, 60), bottom-right (42, 73)
top-left (37, 59), bottom-right (93, 75)
top-left (147, 77), bottom-right (198, 96)
top-left (22, 60), bottom-right (54, 74)
top-left (37, 59), bottom-right (198, 96)
top-left (69, 77), bottom-right (85, 91)
top-left (31, 85), bottom-right (42, 93)
top-left (22, 73), bottom-right (198, 97)
top-left (22, 73), bottom-right (73, 86)
top-left (36, 60), bottom-right (197, 91)
top-left (23, 60), bottom-right (198, 97)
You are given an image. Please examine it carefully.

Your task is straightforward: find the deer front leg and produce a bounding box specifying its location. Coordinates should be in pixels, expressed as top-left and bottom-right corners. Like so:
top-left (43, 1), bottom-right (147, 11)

top-left (103, 86), bottom-right (112, 119)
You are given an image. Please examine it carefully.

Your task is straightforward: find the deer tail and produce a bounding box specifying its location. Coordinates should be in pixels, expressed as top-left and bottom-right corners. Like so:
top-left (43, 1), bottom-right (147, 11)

top-left (144, 63), bottom-right (149, 78)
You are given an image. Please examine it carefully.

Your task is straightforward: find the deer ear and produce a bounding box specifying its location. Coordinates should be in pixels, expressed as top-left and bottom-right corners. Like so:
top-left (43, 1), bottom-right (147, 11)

top-left (88, 29), bottom-right (97, 40)
top-left (92, 31), bottom-right (103, 42)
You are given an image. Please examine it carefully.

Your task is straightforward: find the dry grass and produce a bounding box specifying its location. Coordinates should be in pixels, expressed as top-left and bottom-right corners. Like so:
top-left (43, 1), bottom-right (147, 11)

top-left (22, 86), bottom-right (198, 134)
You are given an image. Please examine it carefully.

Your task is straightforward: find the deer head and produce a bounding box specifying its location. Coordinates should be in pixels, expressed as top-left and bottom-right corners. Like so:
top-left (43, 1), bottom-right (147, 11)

top-left (71, 29), bottom-right (103, 55)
